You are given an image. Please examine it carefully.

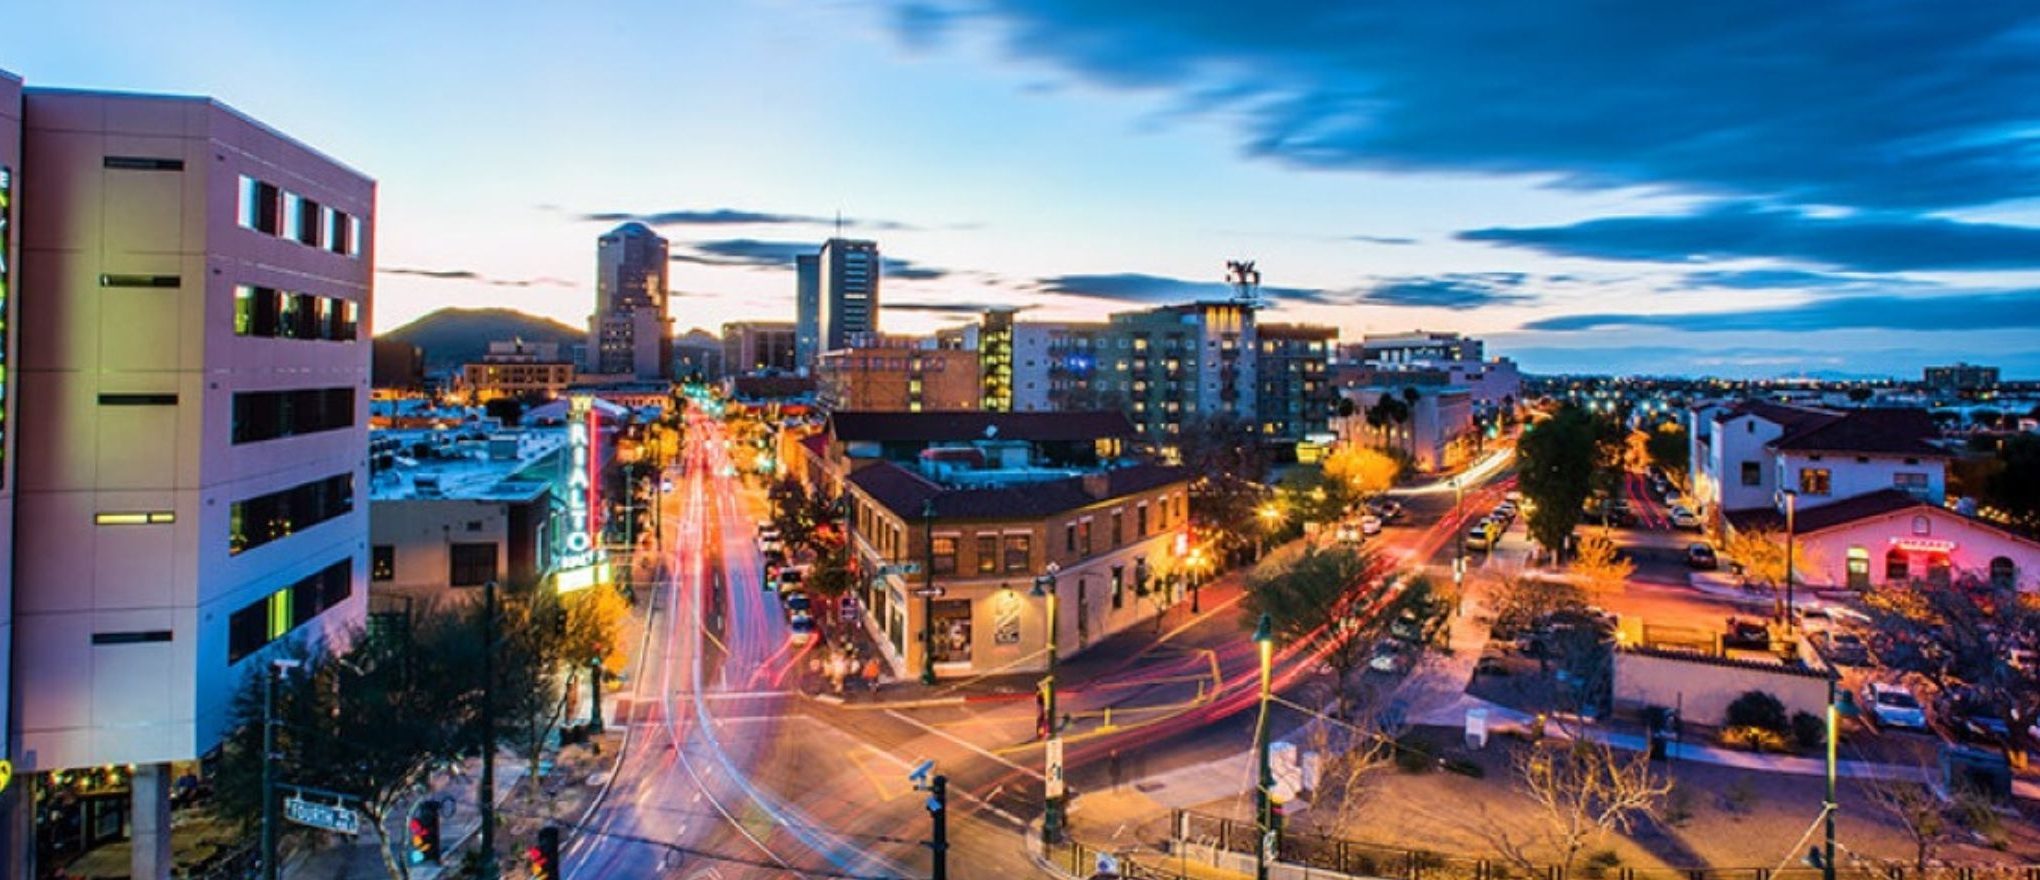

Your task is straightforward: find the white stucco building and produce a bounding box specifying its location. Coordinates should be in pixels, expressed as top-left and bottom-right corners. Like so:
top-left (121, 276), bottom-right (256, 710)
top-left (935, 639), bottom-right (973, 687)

top-left (8, 82), bottom-right (372, 877)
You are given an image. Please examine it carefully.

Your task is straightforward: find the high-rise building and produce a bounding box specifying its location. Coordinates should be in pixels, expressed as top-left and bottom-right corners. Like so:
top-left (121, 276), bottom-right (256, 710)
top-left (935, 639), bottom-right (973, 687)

top-left (1256, 323), bottom-right (1336, 444)
top-left (818, 238), bottom-right (879, 354)
top-left (795, 253), bottom-right (820, 372)
top-left (1923, 363), bottom-right (1999, 394)
top-left (9, 80), bottom-right (372, 877)
top-left (586, 222), bottom-right (671, 379)
top-left (722, 321), bottom-right (799, 374)
top-left (0, 75), bottom-right (21, 865)
top-left (1104, 301), bottom-right (1258, 452)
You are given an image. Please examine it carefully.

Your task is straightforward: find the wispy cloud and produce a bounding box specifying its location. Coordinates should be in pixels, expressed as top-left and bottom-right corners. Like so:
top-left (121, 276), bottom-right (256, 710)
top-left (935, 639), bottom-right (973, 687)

top-left (882, 1), bottom-right (2040, 212)
top-left (582, 207), bottom-right (916, 231)
top-left (1036, 272), bottom-right (1332, 305)
top-left (1350, 234), bottom-right (1417, 246)
top-left (379, 266), bottom-right (575, 288)
top-left (1522, 290), bottom-right (2040, 333)
top-left (668, 240), bottom-right (951, 281)
top-left (1461, 202), bottom-right (2040, 272)
top-left (1355, 273), bottom-right (1532, 309)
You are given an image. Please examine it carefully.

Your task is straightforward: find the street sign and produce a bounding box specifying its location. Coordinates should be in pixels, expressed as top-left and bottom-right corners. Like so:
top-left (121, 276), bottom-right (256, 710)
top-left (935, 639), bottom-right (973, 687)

top-left (879, 562), bottom-right (922, 578)
top-left (840, 597), bottom-right (861, 621)
top-left (912, 587), bottom-right (946, 598)
top-left (1045, 737), bottom-right (1065, 799)
top-left (285, 796), bottom-right (362, 836)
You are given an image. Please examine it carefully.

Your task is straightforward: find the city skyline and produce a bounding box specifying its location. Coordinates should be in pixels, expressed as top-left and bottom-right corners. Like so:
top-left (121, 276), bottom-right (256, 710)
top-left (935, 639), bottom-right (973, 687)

top-left (7, 0), bottom-right (2039, 378)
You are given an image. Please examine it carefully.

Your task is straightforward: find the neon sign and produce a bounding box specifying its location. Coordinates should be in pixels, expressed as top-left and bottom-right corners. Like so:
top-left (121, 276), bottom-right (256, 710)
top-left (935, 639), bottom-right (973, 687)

top-left (557, 396), bottom-right (608, 592)
top-left (1889, 537), bottom-right (1956, 554)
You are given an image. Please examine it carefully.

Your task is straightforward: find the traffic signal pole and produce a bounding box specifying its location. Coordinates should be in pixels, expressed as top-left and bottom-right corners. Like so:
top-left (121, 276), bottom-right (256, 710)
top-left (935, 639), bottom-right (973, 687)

top-left (929, 775), bottom-right (949, 880)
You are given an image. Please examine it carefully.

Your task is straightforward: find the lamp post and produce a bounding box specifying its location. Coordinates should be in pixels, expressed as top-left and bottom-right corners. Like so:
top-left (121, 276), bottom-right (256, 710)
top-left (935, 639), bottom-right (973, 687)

top-left (1823, 671), bottom-right (1838, 880)
top-left (1188, 548), bottom-right (1205, 615)
top-left (1782, 489), bottom-right (1798, 626)
top-left (1256, 504), bottom-right (1280, 560)
top-left (921, 498), bottom-right (938, 686)
top-left (260, 658), bottom-right (301, 880)
top-left (1034, 562), bottom-right (1063, 844)
top-left (1252, 613), bottom-right (1276, 880)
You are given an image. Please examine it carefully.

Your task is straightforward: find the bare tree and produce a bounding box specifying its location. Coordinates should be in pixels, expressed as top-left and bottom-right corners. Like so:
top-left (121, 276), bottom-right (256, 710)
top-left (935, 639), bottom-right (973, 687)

top-left (1513, 738), bottom-right (1673, 873)
top-left (1860, 776), bottom-right (1957, 876)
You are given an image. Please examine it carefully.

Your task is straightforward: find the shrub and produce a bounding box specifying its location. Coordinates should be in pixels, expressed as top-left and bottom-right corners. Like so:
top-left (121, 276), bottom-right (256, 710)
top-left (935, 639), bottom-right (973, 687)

top-left (1724, 690), bottom-right (1789, 733)
top-left (1581, 850), bottom-right (1623, 878)
top-left (1790, 711), bottom-right (1825, 750)
top-left (1442, 757), bottom-right (1486, 778)
top-left (1392, 733), bottom-right (1434, 773)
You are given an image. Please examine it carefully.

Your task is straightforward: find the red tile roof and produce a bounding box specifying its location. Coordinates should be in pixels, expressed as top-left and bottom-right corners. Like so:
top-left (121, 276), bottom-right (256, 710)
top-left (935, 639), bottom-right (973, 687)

top-left (1770, 408), bottom-right (1946, 458)
top-left (1723, 488), bottom-right (1927, 535)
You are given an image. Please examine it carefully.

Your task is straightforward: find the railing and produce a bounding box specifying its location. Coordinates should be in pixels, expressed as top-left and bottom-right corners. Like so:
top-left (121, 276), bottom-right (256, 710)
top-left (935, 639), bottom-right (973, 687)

top-left (1172, 811), bottom-right (2040, 880)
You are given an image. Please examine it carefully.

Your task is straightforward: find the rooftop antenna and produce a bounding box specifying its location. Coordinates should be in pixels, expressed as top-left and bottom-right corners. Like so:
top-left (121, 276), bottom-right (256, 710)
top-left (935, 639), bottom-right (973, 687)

top-left (835, 210), bottom-right (844, 239)
top-left (1226, 260), bottom-right (1265, 308)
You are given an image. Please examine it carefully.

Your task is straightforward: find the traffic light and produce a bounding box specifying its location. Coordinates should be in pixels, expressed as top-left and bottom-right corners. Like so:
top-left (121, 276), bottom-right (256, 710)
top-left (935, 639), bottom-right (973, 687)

top-left (407, 801), bottom-right (440, 864)
top-left (528, 825), bottom-right (561, 880)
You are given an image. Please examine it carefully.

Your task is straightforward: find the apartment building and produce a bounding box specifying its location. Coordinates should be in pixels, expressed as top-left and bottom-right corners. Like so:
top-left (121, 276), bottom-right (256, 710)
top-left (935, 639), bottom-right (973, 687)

top-left (462, 339), bottom-right (576, 401)
top-left (816, 345), bottom-right (980, 412)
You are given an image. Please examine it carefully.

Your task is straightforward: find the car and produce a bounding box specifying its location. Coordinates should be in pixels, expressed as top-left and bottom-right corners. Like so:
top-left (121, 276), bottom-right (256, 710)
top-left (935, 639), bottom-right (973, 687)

top-left (1464, 520), bottom-right (1494, 550)
top-left (781, 589), bottom-right (811, 614)
top-left (757, 520), bottom-right (779, 538)
top-left (1664, 489), bottom-right (1686, 508)
top-left (1504, 490), bottom-right (1523, 504)
top-left (1359, 514), bottom-right (1383, 535)
top-left (1822, 632), bottom-right (1872, 666)
top-left (1367, 641), bottom-right (1412, 674)
top-left (1722, 617), bottom-right (1772, 651)
top-left (1685, 543), bottom-right (1718, 569)
top-left (762, 547), bottom-right (787, 567)
top-left (777, 564), bottom-right (809, 589)
top-left (1335, 521), bottom-right (1362, 544)
top-left (1494, 501), bottom-right (1518, 519)
top-left (1863, 682), bottom-right (1927, 730)
top-left (1669, 506), bottom-right (1702, 530)
top-left (1370, 499), bottom-right (1405, 522)
top-left (788, 612), bottom-right (816, 645)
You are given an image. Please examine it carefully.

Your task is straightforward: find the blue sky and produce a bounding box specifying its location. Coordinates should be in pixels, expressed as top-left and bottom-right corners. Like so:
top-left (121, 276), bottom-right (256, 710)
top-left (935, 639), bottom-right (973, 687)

top-left (8, 0), bottom-right (2040, 377)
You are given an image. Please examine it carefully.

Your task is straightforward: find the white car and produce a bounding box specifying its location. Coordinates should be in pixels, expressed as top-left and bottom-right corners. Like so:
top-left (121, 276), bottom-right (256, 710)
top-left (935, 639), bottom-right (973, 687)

top-left (1359, 514), bottom-right (1383, 535)
top-left (1864, 682), bottom-right (1927, 730)
top-left (1669, 506), bottom-right (1702, 530)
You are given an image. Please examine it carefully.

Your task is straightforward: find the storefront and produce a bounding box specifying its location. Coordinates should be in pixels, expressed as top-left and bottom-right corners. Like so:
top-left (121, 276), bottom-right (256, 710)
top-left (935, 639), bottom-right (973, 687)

top-left (1785, 497), bottom-right (2038, 592)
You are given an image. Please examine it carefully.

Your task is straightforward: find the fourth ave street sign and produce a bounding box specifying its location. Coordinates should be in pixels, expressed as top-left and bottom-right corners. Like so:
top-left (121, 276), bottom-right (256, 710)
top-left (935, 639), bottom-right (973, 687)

top-left (285, 796), bottom-right (362, 835)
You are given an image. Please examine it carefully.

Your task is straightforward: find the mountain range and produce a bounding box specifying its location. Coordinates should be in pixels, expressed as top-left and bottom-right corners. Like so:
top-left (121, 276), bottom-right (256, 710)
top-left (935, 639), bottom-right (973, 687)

top-left (379, 308), bottom-right (585, 371)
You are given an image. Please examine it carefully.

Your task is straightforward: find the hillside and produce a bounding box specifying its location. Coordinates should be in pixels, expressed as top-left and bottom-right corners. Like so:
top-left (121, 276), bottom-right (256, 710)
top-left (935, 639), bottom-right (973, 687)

top-left (379, 308), bottom-right (585, 370)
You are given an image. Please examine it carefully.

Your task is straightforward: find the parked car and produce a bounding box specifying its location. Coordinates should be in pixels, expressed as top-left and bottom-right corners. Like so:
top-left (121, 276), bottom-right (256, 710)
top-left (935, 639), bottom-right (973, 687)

top-left (1504, 490), bottom-right (1523, 504)
top-left (1359, 514), bottom-right (1383, 535)
top-left (1369, 499), bottom-right (1405, 522)
top-left (1465, 519), bottom-right (1495, 550)
top-left (1670, 506), bottom-right (1702, 530)
top-left (1367, 641), bottom-right (1413, 674)
top-left (1822, 631), bottom-right (1872, 666)
top-left (1493, 501), bottom-right (1518, 521)
top-left (1721, 617), bottom-right (1772, 651)
top-left (788, 612), bottom-right (817, 645)
top-left (1685, 543), bottom-right (1719, 569)
top-left (776, 564), bottom-right (808, 590)
top-left (1863, 682), bottom-right (1927, 730)
top-left (781, 589), bottom-right (811, 614)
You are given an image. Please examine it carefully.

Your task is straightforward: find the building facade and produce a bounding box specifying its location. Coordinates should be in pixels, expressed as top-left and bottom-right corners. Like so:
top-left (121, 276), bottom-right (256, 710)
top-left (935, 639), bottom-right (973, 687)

top-left (369, 428), bottom-right (570, 608)
top-left (818, 238), bottom-right (879, 354)
top-left (1254, 322), bottom-right (1335, 446)
top-left (0, 74), bottom-right (20, 861)
top-left (1347, 331), bottom-right (1483, 366)
top-left (722, 320), bottom-right (798, 375)
top-left (586, 222), bottom-right (671, 379)
top-left (817, 345), bottom-right (980, 412)
top-left (462, 339), bottom-right (575, 401)
top-left (1923, 363), bottom-right (1999, 394)
top-left (1335, 384), bottom-right (1474, 473)
top-left (11, 83), bottom-right (372, 875)
top-left (795, 253), bottom-right (820, 372)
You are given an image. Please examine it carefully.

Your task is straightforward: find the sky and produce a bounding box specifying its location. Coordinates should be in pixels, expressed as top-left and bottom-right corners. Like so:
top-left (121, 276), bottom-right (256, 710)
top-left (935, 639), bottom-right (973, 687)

top-left (8, 0), bottom-right (2040, 378)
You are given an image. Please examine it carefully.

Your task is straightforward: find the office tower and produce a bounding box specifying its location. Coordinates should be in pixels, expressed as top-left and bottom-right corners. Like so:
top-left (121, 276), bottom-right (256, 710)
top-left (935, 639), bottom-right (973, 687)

top-left (1256, 323), bottom-right (1336, 443)
top-left (818, 238), bottom-right (879, 354)
top-left (9, 82), bottom-right (372, 878)
top-left (586, 222), bottom-right (672, 379)
top-left (0, 74), bottom-right (19, 871)
top-left (795, 253), bottom-right (820, 372)
top-left (721, 321), bottom-right (799, 374)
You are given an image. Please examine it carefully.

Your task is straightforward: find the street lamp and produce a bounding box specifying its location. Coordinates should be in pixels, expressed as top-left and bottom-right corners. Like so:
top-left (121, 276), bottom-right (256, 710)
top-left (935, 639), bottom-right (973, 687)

top-left (1033, 562), bottom-right (1063, 844)
top-left (1187, 547), bottom-right (1206, 615)
top-left (1780, 489), bottom-right (1798, 626)
top-left (1252, 613), bottom-right (1276, 880)
top-left (1256, 503), bottom-right (1280, 559)
top-left (261, 658), bottom-right (302, 880)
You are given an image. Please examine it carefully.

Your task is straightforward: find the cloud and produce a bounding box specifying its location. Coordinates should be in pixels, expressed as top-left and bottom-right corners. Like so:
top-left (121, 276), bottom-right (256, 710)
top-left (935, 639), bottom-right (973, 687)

top-left (582, 208), bottom-right (914, 231)
top-left (1355, 273), bottom-right (1532, 310)
top-left (883, 257), bottom-right (949, 281)
top-left (884, 302), bottom-right (1032, 315)
top-left (1677, 269), bottom-right (1896, 290)
top-left (1350, 235), bottom-right (1417, 246)
top-left (1522, 290), bottom-right (2040, 333)
top-left (379, 266), bottom-right (574, 288)
top-left (669, 240), bottom-right (952, 280)
top-left (885, 1), bottom-right (2040, 211)
top-left (1037, 272), bottom-right (1330, 305)
top-left (1460, 202), bottom-right (2040, 272)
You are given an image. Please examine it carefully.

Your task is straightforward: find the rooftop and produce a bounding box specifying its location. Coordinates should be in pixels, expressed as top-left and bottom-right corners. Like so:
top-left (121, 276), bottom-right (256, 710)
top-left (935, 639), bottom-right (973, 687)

top-left (828, 410), bottom-right (1136, 444)
top-left (847, 460), bottom-right (1188, 521)
top-left (1771, 407), bottom-right (1947, 458)
top-left (369, 427), bottom-right (566, 503)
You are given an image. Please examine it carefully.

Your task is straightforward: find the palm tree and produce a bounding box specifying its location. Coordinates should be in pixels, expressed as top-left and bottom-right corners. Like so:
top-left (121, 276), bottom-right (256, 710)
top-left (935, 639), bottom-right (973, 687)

top-left (1364, 399), bottom-right (1389, 448)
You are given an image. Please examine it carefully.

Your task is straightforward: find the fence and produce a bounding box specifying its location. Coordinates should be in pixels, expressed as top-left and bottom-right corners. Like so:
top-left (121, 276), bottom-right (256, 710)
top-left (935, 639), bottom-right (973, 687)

top-left (1172, 810), bottom-right (2040, 880)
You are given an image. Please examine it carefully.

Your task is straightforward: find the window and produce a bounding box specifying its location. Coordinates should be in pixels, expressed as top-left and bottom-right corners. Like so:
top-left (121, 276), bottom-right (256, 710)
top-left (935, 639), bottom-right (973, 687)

top-left (95, 511), bottom-right (174, 525)
top-left (227, 558), bottom-right (352, 663)
top-left (325, 208), bottom-right (353, 254)
top-left (229, 472), bottom-right (354, 555)
top-left (1740, 461), bottom-right (1762, 486)
top-left (100, 274), bottom-right (180, 288)
top-left (99, 393), bottom-right (178, 406)
top-left (1846, 546), bottom-right (1870, 590)
top-left (1926, 556), bottom-right (1951, 588)
top-left (1003, 534), bottom-right (1031, 573)
top-left (1137, 504), bottom-right (1149, 537)
top-left (1077, 520), bottom-right (1092, 556)
top-left (1065, 523), bottom-right (1077, 554)
top-left (1911, 515), bottom-right (1931, 536)
top-left (232, 387), bottom-right (354, 444)
top-left (450, 543), bottom-right (497, 586)
top-left (1111, 511), bottom-right (1124, 548)
top-left (1885, 547), bottom-right (1909, 582)
top-left (1989, 557), bottom-right (2016, 591)
top-left (1893, 472), bottom-right (1929, 496)
top-left (931, 536), bottom-right (958, 575)
top-left (1797, 467), bottom-right (1831, 496)
top-left (372, 545), bottom-right (394, 581)
top-left (104, 156), bottom-right (184, 171)
top-left (976, 534), bottom-right (998, 574)
top-left (239, 176), bottom-right (281, 234)
top-left (234, 285), bottom-right (358, 341)
top-left (93, 630), bottom-right (173, 645)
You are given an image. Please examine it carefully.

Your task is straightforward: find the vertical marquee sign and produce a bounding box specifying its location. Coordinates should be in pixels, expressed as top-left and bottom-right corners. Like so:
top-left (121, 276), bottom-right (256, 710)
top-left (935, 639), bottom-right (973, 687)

top-left (556, 395), bottom-right (610, 593)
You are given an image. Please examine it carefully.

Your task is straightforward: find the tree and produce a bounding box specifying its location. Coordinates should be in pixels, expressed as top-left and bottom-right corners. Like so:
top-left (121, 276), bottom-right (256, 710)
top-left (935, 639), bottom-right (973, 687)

top-left (1181, 412), bottom-right (1271, 558)
top-left (561, 584), bottom-right (630, 678)
top-left (492, 589), bottom-right (569, 805)
top-left (767, 476), bottom-right (817, 551)
top-left (1276, 466), bottom-right (1348, 527)
top-left (1863, 576), bottom-right (2040, 761)
top-left (1517, 405), bottom-right (1613, 558)
top-left (1983, 433), bottom-right (2040, 533)
top-left (1846, 386), bottom-right (1874, 404)
top-left (1643, 422), bottom-right (1689, 486)
top-left (1323, 444), bottom-right (1401, 500)
top-left (216, 611), bottom-right (480, 880)
top-left (1512, 739), bottom-right (1673, 874)
top-left (1570, 532), bottom-right (1633, 596)
top-left (809, 539), bottom-right (856, 598)
top-left (1242, 547), bottom-right (1406, 721)
top-left (1722, 527), bottom-right (1789, 588)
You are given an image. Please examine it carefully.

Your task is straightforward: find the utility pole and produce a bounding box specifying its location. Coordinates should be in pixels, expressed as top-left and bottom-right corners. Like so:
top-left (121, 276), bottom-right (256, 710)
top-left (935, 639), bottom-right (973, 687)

top-left (261, 659), bottom-right (299, 880)
top-left (1783, 490), bottom-right (1798, 626)
top-left (480, 579), bottom-right (499, 879)
top-left (1252, 613), bottom-right (1275, 880)
top-left (921, 498), bottom-right (938, 685)
top-left (1036, 562), bottom-right (1063, 844)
